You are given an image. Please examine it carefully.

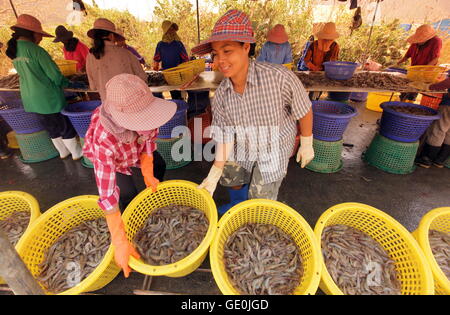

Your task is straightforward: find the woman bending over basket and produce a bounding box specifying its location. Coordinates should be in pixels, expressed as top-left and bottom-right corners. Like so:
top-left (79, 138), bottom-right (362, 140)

top-left (6, 14), bottom-right (82, 160)
top-left (193, 10), bottom-right (314, 215)
top-left (85, 18), bottom-right (148, 101)
top-left (83, 73), bottom-right (176, 277)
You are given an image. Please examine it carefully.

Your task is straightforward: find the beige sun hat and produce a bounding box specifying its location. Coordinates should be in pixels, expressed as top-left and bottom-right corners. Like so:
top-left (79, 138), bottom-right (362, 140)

top-left (407, 24), bottom-right (437, 44)
top-left (162, 20), bottom-right (178, 34)
top-left (11, 14), bottom-right (53, 37)
top-left (87, 18), bottom-right (125, 41)
top-left (102, 74), bottom-right (176, 131)
top-left (315, 22), bottom-right (340, 40)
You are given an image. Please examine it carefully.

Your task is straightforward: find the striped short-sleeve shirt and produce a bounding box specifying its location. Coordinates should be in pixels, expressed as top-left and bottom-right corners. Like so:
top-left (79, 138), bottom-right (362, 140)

top-left (211, 61), bottom-right (311, 184)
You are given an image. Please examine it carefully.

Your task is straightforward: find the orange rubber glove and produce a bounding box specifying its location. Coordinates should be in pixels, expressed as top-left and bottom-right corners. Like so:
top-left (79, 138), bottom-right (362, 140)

top-left (140, 153), bottom-right (159, 192)
top-left (105, 209), bottom-right (140, 278)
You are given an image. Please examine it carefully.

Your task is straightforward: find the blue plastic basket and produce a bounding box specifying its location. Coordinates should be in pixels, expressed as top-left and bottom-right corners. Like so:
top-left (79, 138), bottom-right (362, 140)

top-left (0, 100), bottom-right (45, 134)
top-left (379, 102), bottom-right (440, 143)
top-left (350, 92), bottom-right (368, 102)
top-left (385, 67), bottom-right (408, 75)
top-left (61, 101), bottom-right (101, 138)
top-left (312, 100), bottom-right (358, 142)
top-left (158, 99), bottom-right (188, 139)
top-left (323, 61), bottom-right (359, 80)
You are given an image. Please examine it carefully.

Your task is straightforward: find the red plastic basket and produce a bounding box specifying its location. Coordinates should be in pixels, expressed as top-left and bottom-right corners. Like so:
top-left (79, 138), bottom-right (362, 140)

top-left (420, 93), bottom-right (442, 110)
top-left (188, 108), bottom-right (212, 144)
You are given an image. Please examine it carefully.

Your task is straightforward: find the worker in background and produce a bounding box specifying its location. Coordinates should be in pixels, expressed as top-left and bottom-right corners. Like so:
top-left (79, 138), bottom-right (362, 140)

top-left (115, 29), bottom-right (148, 67)
top-left (397, 24), bottom-right (442, 102)
top-left (53, 25), bottom-right (90, 72)
top-left (153, 20), bottom-right (189, 100)
top-left (85, 18), bottom-right (148, 101)
top-left (257, 24), bottom-right (293, 65)
top-left (6, 14), bottom-right (82, 160)
top-left (303, 22), bottom-right (340, 72)
top-left (83, 74), bottom-right (176, 277)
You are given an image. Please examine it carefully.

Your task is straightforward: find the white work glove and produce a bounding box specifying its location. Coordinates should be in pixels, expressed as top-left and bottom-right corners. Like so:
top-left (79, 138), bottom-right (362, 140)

top-left (296, 135), bottom-right (315, 168)
top-left (198, 165), bottom-right (223, 196)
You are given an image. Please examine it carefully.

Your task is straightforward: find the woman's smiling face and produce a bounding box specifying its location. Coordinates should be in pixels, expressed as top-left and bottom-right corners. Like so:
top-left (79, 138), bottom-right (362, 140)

top-left (211, 41), bottom-right (250, 79)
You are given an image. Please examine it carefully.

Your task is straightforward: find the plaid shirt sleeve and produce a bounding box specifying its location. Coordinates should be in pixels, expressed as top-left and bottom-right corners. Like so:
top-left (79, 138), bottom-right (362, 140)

top-left (282, 70), bottom-right (312, 121)
top-left (210, 85), bottom-right (235, 144)
top-left (93, 147), bottom-right (120, 211)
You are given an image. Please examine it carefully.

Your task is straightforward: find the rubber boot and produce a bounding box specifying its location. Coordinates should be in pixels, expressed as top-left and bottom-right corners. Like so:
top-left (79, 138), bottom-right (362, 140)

top-left (0, 140), bottom-right (12, 160)
top-left (218, 185), bottom-right (249, 215)
top-left (51, 137), bottom-right (71, 159)
top-left (62, 137), bottom-right (83, 160)
top-left (416, 143), bottom-right (441, 168)
top-left (433, 144), bottom-right (450, 168)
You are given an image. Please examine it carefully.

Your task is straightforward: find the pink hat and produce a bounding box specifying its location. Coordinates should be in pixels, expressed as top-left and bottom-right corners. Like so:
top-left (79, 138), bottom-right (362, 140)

top-left (102, 74), bottom-right (176, 131)
top-left (407, 24), bottom-right (437, 44)
top-left (267, 24), bottom-right (289, 44)
top-left (11, 14), bottom-right (53, 37)
top-left (87, 18), bottom-right (125, 41)
top-left (192, 9), bottom-right (255, 55)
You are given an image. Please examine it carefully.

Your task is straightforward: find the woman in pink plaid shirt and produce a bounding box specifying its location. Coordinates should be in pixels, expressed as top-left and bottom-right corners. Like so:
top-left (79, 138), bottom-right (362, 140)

top-left (83, 74), bottom-right (176, 278)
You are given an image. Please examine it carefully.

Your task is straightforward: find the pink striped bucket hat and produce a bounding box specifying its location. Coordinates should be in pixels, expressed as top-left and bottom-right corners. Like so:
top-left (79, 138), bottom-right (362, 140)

top-left (192, 9), bottom-right (255, 55)
top-left (102, 74), bottom-right (176, 131)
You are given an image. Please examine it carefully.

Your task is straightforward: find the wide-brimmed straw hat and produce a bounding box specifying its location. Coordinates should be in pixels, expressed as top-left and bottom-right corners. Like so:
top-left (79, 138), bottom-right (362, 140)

top-left (115, 28), bottom-right (127, 41)
top-left (102, 74), bottom-right (176, 131)
top-left (192, 9), bottom-right (255, 55)
top-left (162, 20), bottom-right (178, 34)
top-left (11, 14), bottom-right (53, 37)
top-left (315, 22), bottom-right (340, 40)
top-left (53, 25), bottom-right (74, 43)
top-left (407, 24), bottom-right (437, 44)
top-left (267, 24), bottom-right (289, 44)
top-left (87, 18), bottom-right (125, 41)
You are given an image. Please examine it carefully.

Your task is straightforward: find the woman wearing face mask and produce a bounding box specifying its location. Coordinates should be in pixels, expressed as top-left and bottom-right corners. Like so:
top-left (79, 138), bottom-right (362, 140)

top-left (303, 22), bottom-right (340, 72)
top-left (85, 18), bottom-right (148, 100)
top-left (193, 10), bottom-right (314, 214)
top-left (83, 73), bottom-right (176, 277)
top-left (6, 14), bottom-right (82, 160)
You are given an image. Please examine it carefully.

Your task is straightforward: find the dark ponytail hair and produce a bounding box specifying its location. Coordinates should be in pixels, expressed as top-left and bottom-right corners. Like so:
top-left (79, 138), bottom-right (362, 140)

top-left (64, 37), bottom-right (79, 52)
top-left (6, 28), bottom-right (35, 60)
top-left (90, 29), bottom-right (112, 59)
top-left (239, 42), bottom-right (256, 57)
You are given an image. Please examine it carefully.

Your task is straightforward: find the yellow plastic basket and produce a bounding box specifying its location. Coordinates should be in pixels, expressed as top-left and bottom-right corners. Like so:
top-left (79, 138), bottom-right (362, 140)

top-left (210, 199), bottom-right (322, 295)
top-left (0, 191), bottom-right (41, 285)
top-left (55, 59), bottom-right (78, 76)
top-left (283, 63), bottom-right (294, 70)
top-left (314, 202), bottom-right (434, 295)
top-left (366, 92), bottom-right (400, 112)
top-left (15, 196), bottom-right (120, 295)
top-left (407, 65), bottom-right (447, 84)
top-left (179, 59), bottom-right (206, 75)
top-left (412, 207), bottom-right (450, 295)
top-left (162, 65), bottom-right (195, 86)
top-left (123, 180), bottom-right (217, 278)
top-left (7, 131), bottom-right (19, 149)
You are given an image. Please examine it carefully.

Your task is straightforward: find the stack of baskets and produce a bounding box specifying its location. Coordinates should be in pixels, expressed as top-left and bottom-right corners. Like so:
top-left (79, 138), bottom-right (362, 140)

top-left (61, 101), bottom-right (101, 169)
top-left (0, 99), bottom-right (59, 163)
top-left (420, 93), bottom-right (442, 110)
top-left (305, 100), bottom-right (357, 173)
top-left (156, 100), bottom-right (191, 169)
top-left (162, 59), bottom-right (205, 86)
top-left (363, 102), bottom-right (440, 174)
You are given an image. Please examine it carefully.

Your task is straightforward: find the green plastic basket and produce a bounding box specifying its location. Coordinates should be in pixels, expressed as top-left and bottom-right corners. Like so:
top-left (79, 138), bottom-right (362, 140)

top-left (305, 138), bottom-right (343, 173)
top-left (445, 157), bottom-right (450, 169)
top-left (80, 138), bottom-right (94, 169)
top-left (156, 137), bottom-right (192, 170)
top-left (15, 130), bottom-right (59, 163)
top-left (363, 133), bottom-right (418, 174)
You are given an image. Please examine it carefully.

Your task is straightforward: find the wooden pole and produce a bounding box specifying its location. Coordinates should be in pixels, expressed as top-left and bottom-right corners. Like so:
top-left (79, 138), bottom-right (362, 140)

top-left (196, 0), bottom-right (200, 44)
top-left (8, 0), bottom-right (18, 19)
top-left (0, 229), bottom-right (45, 295)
